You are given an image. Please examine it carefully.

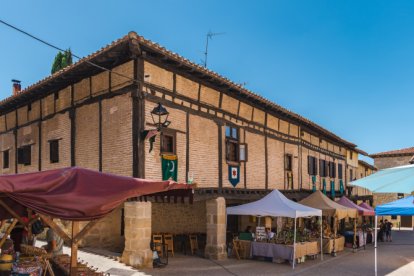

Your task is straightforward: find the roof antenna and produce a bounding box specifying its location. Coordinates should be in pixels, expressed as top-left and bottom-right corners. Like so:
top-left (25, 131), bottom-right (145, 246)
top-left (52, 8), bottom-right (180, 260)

top-left (203, 30), bottom-right (225, 67)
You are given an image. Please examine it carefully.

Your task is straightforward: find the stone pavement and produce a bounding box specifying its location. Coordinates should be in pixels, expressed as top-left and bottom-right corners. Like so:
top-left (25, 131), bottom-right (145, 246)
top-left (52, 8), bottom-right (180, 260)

top-left (142, 230), bottom-right (414, 276)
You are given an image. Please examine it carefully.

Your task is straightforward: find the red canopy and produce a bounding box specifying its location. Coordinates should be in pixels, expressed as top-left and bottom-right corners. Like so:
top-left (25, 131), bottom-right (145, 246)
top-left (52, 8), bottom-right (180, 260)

top-left (359, 202), bottom-right (374, 211)
top-left (337, 196), bottom-right (375, 216)
top-left (0, 167), bottom-right (192, 221)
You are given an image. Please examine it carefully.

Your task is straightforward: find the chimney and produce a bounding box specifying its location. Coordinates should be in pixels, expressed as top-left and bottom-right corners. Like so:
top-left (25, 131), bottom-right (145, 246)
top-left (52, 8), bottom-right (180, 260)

top-left (12, 79), bottom-right (21, 96)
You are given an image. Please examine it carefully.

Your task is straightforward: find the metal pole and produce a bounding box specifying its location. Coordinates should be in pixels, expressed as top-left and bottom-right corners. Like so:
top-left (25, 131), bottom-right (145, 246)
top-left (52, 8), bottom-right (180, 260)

top-left (293, 217), bottom-right (297, 269)
top-left (375, 215), bottom-right (378, 276)
top-left (320, 216), bottom-right (323, 261)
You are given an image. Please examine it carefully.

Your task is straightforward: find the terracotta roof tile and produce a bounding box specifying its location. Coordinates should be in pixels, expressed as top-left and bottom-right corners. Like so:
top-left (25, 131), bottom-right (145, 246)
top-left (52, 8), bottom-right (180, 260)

top-left (370, 147), bottom-right (414, 158)
top-left (2, 31), bottom-right (360, 149)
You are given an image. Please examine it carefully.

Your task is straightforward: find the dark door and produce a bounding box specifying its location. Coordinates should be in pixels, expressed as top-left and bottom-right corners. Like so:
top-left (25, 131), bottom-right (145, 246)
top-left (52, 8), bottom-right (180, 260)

top-left (400, 216), bottom-right (413, 228)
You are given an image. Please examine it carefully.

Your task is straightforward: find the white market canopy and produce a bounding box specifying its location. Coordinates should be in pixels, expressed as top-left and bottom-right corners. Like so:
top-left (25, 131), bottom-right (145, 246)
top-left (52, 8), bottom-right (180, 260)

top-left (226, 190), bottom-right (322, 218)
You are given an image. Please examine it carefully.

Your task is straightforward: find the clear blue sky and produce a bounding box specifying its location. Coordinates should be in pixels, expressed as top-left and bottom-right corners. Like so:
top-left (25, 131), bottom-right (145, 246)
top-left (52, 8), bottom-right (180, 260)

top-left (1, 1), bottom-right (413, 162)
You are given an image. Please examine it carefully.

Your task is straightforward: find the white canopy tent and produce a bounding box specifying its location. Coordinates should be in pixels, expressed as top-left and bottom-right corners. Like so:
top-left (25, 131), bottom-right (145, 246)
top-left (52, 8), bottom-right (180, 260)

top-left (227, 190), bottom-right (323, 269)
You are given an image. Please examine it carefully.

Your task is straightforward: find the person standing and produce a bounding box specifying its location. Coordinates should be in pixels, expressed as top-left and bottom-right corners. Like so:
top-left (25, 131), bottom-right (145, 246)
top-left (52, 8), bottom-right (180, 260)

top-left (385, 219), bottom-right (393, 242)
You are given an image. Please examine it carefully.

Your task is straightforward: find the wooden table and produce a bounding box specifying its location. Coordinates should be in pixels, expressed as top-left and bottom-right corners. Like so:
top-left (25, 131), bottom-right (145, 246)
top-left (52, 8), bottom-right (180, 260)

top-left (319, 236), bottom-right (345, 253)
top-left (250, 241), bottom-right (319, 262)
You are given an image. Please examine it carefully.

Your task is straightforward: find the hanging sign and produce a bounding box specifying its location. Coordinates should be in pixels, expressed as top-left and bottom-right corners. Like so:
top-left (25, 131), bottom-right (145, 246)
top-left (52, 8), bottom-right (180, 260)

top-left (162, 155), bottom-right (178, 181)
top-left (322, 178), bottom-right (327, 195)
top-left (339, 179), bottom-right (344, 195)
top-left (228, 166), bottom-right (240, 187)
top-left (330, 180), bottom-right (335, 198)
top-left (312, 175), bottom-right (317, 192)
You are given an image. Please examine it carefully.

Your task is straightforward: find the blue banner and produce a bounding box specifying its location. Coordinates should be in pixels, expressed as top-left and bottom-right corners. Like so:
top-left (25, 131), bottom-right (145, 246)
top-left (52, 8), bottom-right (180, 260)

top-left (331, 180), bottom-right (335, 198)
top-left (228, 166), bottom-right (240, 187)
top-left (312, 175), bottom-right (316, 192)
top-left (339, 179), bottom-right (344, 195)
top-left (322, 178), bottom-right (326, 195)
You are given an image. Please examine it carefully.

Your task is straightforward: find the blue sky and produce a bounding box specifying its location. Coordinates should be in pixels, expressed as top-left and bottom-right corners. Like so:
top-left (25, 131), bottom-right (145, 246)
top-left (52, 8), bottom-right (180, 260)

top-left (1, 1), bottom-right (413, 162)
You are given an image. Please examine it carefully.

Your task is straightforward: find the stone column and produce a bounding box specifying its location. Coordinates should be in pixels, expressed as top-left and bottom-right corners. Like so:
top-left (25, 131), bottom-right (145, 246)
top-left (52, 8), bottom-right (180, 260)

top-left (205, 197), bottom-right (227, 260)
top-left (121, 201), bottom-right (153, 268)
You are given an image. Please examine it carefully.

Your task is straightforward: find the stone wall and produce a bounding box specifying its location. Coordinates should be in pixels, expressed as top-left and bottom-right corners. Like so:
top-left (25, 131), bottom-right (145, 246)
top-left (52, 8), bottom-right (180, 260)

top-left (152, 201), bottom-right (206, 234)
top-left (374, 156), bottom-right (412, 170)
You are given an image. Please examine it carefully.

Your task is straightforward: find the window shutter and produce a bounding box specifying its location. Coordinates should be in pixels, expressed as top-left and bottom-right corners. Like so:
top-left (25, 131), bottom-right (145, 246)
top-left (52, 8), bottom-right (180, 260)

top-left (313, 157), bottom-right (318, 175)
top-left (50, 140), bottom-right (59, 163)
top-left (308, 156), bottom-right (312, 175)
top-left (239, 143), bottom-right (247, 162)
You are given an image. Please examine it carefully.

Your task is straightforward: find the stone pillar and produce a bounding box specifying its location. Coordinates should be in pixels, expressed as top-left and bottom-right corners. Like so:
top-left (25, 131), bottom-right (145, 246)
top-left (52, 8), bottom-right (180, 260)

top-left (121, 201), bottom-right (153, 268)
top-left (205, 197), bottom-right (227, 260)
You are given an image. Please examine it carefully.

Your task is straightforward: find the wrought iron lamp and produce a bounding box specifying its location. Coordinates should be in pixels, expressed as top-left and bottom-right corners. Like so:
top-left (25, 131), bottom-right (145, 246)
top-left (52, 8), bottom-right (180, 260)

top-left (151, 102), bottom-right (171, 130)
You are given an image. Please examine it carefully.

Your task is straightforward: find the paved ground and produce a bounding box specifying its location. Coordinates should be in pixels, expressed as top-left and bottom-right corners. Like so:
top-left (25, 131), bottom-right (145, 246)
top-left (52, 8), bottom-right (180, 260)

top-left (36, 230), bottom-right (414, 275)
top-left (142, 230), bottom-right (414, 276)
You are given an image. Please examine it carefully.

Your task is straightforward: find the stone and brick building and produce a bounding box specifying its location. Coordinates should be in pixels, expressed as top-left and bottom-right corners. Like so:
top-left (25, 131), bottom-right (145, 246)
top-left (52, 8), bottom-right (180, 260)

top-left (370, 147), bottom-right (414, 228)
top-left (0, 32), bottom-right (370, 267)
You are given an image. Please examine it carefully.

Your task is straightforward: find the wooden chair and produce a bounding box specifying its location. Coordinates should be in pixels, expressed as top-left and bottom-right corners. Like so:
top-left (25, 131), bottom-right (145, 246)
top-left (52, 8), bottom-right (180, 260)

top-left (152, 234), bottom-right (163, 257)
top-left (232, 239), bottom-right (241, 260)
top-left (189, 234), bottom-right (198, 255)
top-left (163, 233), bottom-right (174, 257)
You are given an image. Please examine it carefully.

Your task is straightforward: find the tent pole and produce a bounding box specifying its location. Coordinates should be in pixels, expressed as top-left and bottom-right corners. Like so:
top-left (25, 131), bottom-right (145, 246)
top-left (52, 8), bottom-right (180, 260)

top-left (320, 216), bottom-right (323, 261)
top-left (353, 217), bottom-right (357, 251)
top-left (70, 221), bottom-right (80, 276)
top-left (375, 215), bottom-right (378, 276)
top-left (293, 217), bottom-right (297, 269)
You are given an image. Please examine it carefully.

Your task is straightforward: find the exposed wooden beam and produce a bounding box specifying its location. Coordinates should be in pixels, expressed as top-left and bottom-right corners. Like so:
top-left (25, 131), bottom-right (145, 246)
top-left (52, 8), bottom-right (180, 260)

top-left (70, 221), bottom-right (80, 276)
top-left (38, 214), bottom-right (72, 244)
top-left (0, 199), bottom-right (27, 228)
top-left (0, 219), bottom-right (18, 248)
top-left (72, 219), bottom-right (100, 244)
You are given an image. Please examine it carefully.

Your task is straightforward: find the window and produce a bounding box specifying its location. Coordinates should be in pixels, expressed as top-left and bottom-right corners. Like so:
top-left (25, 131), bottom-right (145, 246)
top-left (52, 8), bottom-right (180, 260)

top-left (161, 134), bottom-right (175, 154)
top-left (3, 150), bottom-right (9, 169)
top-left (391, 215), bottom-right (397, 220)
top-left (329, 162), bottom-right (336, 178)
top-left (49, 140), bottom-right (59, 163)
top-left (319, 159), bottom-right (327, 177)
top-left (28, 103), bottom-right (32, 111)
top-left (307, 156), bottom-right (317, 175)
top-left (338, 164), bottom-right (343, 179)
top-left (285, 154), bottom-right (293, 171)
top-left (225, 126), bottom-right (247, 163)
top-left (349, 151), bottom-right (353, 160)
top-left (54, 92), bottom-right (59, 100)
top-left (350, 169), bottom-right (354, 181)
top-left (17, 145), bottom-right (31, 165)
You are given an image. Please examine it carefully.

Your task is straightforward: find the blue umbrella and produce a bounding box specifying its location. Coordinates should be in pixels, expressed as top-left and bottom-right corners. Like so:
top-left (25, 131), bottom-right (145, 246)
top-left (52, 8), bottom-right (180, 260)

top-left (350, 164), bottom-right (414, 194)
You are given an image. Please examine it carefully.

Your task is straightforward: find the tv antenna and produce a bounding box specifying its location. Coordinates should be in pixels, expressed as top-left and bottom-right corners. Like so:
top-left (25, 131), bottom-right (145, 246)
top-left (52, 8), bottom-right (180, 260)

top-left (203, 30), bottom-right (225, 67)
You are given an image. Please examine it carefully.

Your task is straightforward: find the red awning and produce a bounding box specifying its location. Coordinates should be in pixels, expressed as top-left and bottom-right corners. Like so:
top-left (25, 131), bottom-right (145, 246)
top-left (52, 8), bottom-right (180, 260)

top-left (0, 167), bottom-right (192, 221)
top-left (337, 196), bottom-right (375, 216)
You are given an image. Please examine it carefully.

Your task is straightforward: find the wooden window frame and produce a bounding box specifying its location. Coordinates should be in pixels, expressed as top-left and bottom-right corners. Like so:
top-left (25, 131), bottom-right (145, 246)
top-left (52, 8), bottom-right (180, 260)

top-left (17, 145), bottom-right (31, 166)
top-left (49, 139), bottom-right (60, 163)
top-left (329, 161), bottom-right (336, 178)
top-left (160, 131), bottom-right (176, 155)
top-left (285, 154), bottom-right (293, 171)
top-left (3, 150), bottom-right (9, 169)
top-left (307, 156), bottom-right (318, 175)
top-left (225, 126), bottom-right (247, 165)
top-left (338, 163), bottom-right (343, 179)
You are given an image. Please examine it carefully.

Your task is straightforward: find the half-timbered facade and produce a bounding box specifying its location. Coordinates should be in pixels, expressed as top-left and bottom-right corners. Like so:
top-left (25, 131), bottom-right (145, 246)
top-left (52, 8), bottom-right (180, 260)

top-left (0, 32), bottom-right (368, 266)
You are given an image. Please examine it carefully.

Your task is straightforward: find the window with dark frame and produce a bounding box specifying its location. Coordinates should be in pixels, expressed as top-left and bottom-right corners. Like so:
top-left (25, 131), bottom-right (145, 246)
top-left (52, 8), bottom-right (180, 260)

top-left (285, 154), bottom-right (293, 171)
top-left (225, 126), bottom-right (247, 163)
top-left (49, 140), bottom-right (59, 163)
top-left (54, 92), bottom-right (59, 100)
top-left (329, 161), bottom-right (336, 178)
top-left (161, 133), bottom-right (175, 154)
top-left (319, 159), bottom-right (327, 177)
top-left (307, 156), bottom-right (318, 175)
top-left (28, 103), bottom-right (32, 111)
top-left (3, 150), bottom-right (9, 169)
top-left (338, 164), bottom-right (343, 179)
top-left (17, 145), bottom-right (31, 165)
top-left (350, 169), bottom-right (354, 181)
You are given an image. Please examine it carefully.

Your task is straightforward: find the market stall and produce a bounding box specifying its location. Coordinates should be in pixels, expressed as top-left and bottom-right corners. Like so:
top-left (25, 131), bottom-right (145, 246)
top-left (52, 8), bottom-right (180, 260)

top-left (337, 196), bottom-right (375, 248)
top-left (226, 190), bottom-right (322, 269)
top-left (350, 164), bottom-right (414, 276)
top-left (0, 167), bottom-right (193, 275)
top-left (299, 191), bottom-right (357, 255)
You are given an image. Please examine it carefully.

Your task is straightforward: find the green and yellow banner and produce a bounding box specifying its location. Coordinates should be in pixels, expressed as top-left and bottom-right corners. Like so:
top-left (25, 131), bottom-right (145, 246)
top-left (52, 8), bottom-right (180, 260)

top-left (162, 155), bottom-right (177, 181)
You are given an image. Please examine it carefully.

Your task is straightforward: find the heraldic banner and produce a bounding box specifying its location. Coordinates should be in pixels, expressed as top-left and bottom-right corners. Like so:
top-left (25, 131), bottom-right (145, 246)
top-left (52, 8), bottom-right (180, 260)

top-left (162, 155), bottom-right (178, 181)
top-left (228, 166), bottom-right (240, 187)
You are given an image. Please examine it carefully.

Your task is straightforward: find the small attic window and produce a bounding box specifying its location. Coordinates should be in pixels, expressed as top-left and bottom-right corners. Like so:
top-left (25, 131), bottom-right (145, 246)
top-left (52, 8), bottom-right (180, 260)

top-left (28, 103), bottom-right (32, 111)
